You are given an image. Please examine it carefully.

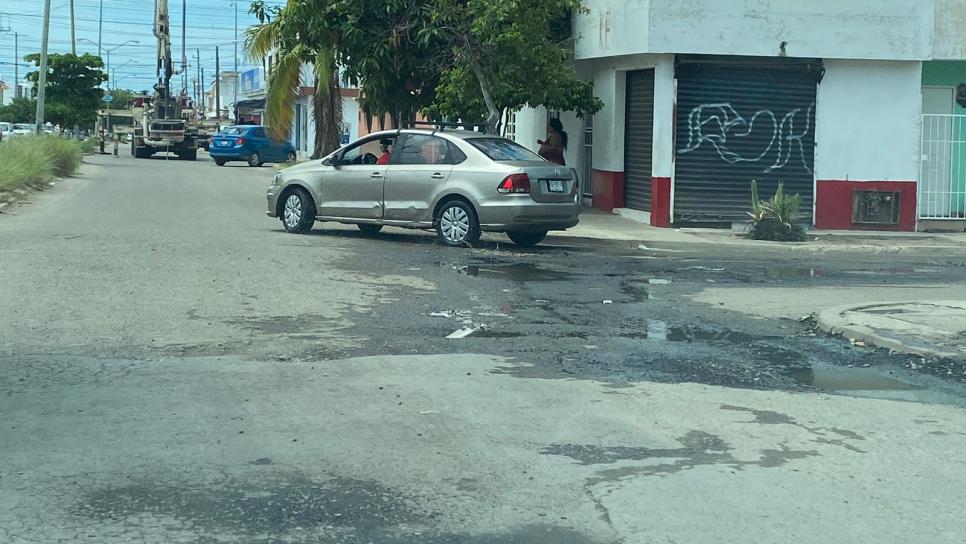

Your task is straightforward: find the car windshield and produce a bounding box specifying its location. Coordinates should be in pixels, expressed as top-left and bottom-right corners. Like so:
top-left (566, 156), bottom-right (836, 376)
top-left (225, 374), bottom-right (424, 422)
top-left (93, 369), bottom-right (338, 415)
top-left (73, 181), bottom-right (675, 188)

top-left (467, 137), bottom-right (545, 161)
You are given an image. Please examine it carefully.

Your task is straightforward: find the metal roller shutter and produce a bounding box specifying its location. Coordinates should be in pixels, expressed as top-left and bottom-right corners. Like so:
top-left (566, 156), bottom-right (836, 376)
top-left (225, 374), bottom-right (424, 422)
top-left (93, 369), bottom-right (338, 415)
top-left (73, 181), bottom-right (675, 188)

top-left (674, 57), bottom-right (822, 222)
top-left (624, 69), bottom-right (655, 211)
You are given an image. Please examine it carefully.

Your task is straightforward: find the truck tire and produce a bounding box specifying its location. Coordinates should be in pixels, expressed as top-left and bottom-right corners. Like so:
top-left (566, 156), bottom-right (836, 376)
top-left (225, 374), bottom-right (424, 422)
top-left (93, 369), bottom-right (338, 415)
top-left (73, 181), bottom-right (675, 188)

top-left (181, 148), bottom-right (198, 161)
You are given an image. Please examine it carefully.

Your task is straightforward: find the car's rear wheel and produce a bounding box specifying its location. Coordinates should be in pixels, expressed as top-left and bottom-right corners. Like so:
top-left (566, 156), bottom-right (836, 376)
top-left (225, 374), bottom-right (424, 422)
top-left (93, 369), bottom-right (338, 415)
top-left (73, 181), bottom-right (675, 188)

top-left (281, 188), bottom-right (316, 234)
top-left (507, 230), bottom-right (548, 248)
top-left (436, 200), bottom-right (480, 247)
top-left (358, 224), bottom-right (383, 236)
top-left (214, 158), bottom-right (226, 166)
top-left (248, 152), bottom-right (262, 167)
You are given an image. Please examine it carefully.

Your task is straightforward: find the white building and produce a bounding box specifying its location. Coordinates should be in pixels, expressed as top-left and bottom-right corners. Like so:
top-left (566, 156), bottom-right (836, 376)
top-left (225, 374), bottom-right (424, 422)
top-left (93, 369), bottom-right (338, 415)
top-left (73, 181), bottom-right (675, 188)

top-left (512, 0), bottom-right (966, 231)
top-left (205, 71), bottom-right (239, 121)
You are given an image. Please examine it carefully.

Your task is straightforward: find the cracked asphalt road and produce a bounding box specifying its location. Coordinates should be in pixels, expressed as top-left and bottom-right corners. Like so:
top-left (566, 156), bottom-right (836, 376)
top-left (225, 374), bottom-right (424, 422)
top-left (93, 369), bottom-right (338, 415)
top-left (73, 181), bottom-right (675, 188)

top-left (2, 153), bottom-right (966, 543)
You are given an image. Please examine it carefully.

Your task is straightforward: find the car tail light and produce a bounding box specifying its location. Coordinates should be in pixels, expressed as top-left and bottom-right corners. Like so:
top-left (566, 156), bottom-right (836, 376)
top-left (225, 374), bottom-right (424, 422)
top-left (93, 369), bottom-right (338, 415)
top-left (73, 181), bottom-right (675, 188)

top-left (235, 137), bottom-right (245, 145)
top-left (498, 173), bottom-right (530, 194)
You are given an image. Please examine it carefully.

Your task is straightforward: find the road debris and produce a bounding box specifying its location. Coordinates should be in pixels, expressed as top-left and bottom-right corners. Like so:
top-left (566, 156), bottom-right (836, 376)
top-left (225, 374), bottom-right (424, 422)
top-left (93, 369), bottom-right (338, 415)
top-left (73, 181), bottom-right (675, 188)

top-left (648, 279), bottom-right (672, 285)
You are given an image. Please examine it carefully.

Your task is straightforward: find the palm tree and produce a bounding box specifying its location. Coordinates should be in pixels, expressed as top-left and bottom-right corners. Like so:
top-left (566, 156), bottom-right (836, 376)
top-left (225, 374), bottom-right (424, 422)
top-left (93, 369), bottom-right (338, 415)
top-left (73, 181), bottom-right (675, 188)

top-left (246, 3), bottom-right (342, 158)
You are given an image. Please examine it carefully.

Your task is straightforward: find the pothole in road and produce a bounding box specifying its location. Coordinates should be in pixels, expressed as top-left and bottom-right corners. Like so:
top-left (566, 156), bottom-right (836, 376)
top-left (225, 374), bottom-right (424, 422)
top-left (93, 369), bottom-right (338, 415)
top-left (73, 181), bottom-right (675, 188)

top-left (764, 267), bottom-right (826, 280)
top-left (788, 366), bottom-right (920, 391)
top-left (459, 263), bottom-right (573, 282)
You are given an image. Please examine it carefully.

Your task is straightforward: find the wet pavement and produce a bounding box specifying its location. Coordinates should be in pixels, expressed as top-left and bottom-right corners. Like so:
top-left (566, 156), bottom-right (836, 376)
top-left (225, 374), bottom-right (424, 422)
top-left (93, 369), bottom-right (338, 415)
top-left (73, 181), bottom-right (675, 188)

top-left (5, 154), bottom-right (966, 543)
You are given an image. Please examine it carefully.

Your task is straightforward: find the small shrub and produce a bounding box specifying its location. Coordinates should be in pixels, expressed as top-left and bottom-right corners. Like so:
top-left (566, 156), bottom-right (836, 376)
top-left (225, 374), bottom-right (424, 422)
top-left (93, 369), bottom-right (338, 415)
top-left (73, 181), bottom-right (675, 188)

top-left (747, 179), bottom-right (807, 242)
top-left (41, 136), bottom-right (83, 177)
top-left (0, 135), bottom-right (82, 193)
top-left (79, 136), bottom-right (99, 154)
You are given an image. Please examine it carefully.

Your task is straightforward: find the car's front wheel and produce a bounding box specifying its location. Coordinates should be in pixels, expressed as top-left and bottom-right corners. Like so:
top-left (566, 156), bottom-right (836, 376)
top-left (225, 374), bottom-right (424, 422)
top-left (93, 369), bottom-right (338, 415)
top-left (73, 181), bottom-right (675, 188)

top-left (436, 200), bottom-right (481, 247)
top-left (248, 152), bottom-right (262, 167)
top-left (281, 189), bottom-right (316, 234)
top-left (507, 230), bottom-right (548, 248)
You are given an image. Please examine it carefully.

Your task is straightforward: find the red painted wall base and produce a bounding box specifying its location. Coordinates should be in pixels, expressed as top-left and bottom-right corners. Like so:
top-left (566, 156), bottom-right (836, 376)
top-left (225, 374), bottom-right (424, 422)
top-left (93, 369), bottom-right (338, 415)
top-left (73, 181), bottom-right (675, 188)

top-left (815, 180), bottom-right (917, 231)
top-left (651, 177), bottom-right (672, 227)
top-left (591, 169), bottom-right (625, 213)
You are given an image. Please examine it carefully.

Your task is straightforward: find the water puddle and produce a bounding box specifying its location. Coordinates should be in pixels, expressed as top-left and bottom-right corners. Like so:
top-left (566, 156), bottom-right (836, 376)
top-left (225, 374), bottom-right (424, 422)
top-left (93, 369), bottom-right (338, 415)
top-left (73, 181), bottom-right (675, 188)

top-left (786, 366), bottom-right (966, 406)
top-left (637, 321), bottom-right (756, 344)
top-left (789, 367), bottom-right (919, 391)
top-left (764, 267), bottom-right (826, 280)
top-left (461, 263), bottom-right (572, 282)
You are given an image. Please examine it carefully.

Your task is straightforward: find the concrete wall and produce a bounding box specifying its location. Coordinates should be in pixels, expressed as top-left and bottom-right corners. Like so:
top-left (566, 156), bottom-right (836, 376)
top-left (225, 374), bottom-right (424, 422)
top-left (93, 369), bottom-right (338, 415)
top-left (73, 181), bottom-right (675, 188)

top-left (575, 0), bottom-right (964, 62)
top-left (814, 60), bottom-right (923, 182)
top-left (934, 0), bottom-right (966, 60)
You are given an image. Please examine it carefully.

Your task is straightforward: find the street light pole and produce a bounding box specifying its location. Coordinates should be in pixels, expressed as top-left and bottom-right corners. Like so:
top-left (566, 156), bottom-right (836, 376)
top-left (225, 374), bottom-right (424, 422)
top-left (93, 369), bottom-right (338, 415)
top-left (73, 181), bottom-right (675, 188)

top-left (35, 0), bottom-right (52, 134)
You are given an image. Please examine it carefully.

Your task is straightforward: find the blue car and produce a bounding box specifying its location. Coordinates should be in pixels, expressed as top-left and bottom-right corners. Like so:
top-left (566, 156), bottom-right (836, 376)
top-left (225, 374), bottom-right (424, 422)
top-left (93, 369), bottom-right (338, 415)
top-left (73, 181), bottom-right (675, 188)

top-left (208, 125), bottom-right (297, 167)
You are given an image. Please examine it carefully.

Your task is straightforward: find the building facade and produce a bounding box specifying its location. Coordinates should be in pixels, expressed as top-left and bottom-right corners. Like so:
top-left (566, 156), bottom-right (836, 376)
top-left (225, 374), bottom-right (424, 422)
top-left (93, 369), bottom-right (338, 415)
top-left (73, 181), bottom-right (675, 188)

top-left (513, 0), bottom-right (966, 231)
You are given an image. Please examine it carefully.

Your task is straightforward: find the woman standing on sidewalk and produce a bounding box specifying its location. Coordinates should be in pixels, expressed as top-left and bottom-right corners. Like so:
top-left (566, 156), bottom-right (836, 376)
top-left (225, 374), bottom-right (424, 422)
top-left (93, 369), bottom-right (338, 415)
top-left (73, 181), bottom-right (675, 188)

top-left (537, 118), bottom-right (568, 166)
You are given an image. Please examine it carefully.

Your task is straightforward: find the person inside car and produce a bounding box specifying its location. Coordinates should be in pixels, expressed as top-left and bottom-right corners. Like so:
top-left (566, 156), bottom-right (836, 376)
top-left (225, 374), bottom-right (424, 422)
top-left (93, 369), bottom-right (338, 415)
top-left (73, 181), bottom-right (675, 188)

top-left (377, 139), bottom-right (394, 165)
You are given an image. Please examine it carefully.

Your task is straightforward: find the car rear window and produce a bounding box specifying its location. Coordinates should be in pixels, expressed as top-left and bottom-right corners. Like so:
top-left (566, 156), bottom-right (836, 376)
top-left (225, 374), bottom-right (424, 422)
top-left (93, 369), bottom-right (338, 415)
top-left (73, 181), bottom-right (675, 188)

top-left (467, 138), bottom-right (545, 162)
top-left (219, 127), bottom-right (245, 136)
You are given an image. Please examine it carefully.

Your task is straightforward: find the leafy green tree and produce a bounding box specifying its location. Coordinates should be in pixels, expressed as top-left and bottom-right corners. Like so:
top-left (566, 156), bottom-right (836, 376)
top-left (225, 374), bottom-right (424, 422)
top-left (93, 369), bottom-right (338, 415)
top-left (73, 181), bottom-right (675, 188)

top-left (422, 0), bottom-right (600, 127)
top-left (248, 0), bottom-right (343, 157)
top-left (105, 89), bottom-right (137, 108)
top-left (0, 97), bottom-right (38, 123)
top-left (24, 53), bottom-right (108, 131)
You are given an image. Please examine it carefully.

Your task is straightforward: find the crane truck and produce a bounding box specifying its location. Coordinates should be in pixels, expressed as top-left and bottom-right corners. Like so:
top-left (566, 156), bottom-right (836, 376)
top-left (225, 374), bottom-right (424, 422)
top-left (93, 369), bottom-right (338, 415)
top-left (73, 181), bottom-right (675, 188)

top-left (131, 0), bottom-right (199, 160)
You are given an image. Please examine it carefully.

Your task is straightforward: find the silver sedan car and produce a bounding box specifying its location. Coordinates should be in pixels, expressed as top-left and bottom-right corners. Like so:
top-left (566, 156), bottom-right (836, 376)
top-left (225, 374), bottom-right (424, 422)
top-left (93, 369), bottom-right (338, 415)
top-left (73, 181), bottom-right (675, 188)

top-left (266, 129), bottom-right (580, 247)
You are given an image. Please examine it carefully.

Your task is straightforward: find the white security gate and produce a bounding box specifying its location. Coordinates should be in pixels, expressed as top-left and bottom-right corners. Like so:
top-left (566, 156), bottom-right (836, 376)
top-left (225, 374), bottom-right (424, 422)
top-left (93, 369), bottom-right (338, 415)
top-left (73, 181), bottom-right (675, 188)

top-left (920, 114), bottom-right (966, 219)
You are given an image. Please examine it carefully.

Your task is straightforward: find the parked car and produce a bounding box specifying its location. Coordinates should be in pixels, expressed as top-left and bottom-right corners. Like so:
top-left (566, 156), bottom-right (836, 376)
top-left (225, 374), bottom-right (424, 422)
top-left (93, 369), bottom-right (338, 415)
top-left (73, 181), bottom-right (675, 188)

top-left (208, 125), bottom-right (296, 167)
top-left (0, 122), bottom-right (10, 142)
top-left (10, 123), bottom-right (35, 138)
top-left (266, 129), bottom-right (580, 247)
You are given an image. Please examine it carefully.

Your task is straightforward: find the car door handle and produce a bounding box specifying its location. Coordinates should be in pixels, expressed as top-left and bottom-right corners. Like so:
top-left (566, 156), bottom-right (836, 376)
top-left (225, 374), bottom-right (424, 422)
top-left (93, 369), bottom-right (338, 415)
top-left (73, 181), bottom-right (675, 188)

top-left (371, 172), bottom-right (383, 179)
top-left (431, 173), bottom-right (445, 179)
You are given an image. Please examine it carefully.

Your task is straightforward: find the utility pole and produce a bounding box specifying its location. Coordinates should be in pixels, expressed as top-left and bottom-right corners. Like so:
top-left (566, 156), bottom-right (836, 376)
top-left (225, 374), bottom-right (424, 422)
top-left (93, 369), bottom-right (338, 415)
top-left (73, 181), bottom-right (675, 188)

top-left (97, 0), bottom-right (103, 58)
top-left (182, 0), bottom-right (187, 93)
top-left (215, 46), bottom-right (221, 121)
top-left (200, 66), bottom-right (205, 118)
top-left (69, 0), bottom-right (76, 55)
top-left (234, 1), bottom-right (238, 119)
top-left (14, 32), bottom-right (18, 98)
top-left (35, 0), bottom-right (51, 134)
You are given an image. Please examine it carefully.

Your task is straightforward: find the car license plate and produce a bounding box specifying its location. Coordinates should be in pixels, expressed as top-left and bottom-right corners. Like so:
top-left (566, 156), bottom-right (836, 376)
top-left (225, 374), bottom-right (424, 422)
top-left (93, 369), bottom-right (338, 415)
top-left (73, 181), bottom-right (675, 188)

top-left (547, 180), bottom-right (565, 193)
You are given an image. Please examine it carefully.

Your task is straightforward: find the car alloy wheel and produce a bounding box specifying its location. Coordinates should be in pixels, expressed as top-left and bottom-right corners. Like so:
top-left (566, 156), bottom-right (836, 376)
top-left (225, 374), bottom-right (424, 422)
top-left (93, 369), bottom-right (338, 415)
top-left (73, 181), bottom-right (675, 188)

top-left (248, 152), bottom-right (260, 167)
top-left (440, 206), bottom-right (471, 244)
top-left (283, 194), bottom-right (303, 230)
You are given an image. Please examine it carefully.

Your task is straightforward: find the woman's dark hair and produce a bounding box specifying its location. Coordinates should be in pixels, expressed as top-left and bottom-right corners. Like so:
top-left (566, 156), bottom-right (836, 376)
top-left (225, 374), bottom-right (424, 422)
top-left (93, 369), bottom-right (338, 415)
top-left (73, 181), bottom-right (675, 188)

top-left (549, 117), bottom-right (568, 149)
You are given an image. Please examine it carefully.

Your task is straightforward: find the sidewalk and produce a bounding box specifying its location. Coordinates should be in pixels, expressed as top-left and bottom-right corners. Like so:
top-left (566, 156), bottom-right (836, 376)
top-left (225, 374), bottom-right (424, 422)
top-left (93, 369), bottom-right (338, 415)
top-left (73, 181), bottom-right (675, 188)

top-left (550, 208), bottom-right (966, 251)
top-left (817, 301), bottom-right (966, 361)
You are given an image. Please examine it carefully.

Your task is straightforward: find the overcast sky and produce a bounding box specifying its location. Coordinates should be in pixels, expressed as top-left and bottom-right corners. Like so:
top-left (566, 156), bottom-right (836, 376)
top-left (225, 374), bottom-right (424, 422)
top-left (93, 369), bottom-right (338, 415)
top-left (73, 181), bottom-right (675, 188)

top-left (0, 0), bottom-right (285, 91)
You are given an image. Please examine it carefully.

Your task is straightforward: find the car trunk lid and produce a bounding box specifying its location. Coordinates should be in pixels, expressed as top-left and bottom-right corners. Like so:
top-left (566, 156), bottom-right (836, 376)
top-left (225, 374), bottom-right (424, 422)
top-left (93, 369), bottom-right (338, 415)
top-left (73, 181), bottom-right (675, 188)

top-left (512, 163), bottom-right (577, 203)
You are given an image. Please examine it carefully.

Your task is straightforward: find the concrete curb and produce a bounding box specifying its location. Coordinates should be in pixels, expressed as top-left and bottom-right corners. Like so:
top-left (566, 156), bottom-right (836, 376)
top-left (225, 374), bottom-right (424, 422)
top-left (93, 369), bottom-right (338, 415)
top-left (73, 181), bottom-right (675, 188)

top-left (0, 182), bottom-right (58, 214)
top-left (816, 301), bottom-right (963, 361)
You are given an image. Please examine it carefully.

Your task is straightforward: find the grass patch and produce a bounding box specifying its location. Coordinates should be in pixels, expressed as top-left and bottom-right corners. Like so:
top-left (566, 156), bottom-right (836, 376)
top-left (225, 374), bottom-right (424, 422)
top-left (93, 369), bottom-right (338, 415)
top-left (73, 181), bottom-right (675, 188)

top-left (0, 135), bottom-right (83, 193)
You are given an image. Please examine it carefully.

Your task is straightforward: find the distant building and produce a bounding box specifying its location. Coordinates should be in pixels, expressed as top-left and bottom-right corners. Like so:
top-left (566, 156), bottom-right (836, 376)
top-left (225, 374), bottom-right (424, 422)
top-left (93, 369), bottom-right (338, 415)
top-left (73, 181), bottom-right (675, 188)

top-left (205, 71), bottom-right (240, 121)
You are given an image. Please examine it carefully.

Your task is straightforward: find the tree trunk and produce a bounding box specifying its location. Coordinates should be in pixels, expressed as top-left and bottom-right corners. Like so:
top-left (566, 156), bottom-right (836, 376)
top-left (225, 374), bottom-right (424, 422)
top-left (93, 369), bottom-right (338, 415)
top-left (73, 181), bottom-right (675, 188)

top-left (462, 37), bottom-right (500, 132)
top-left (312, 68), bottom-right (343, 159)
